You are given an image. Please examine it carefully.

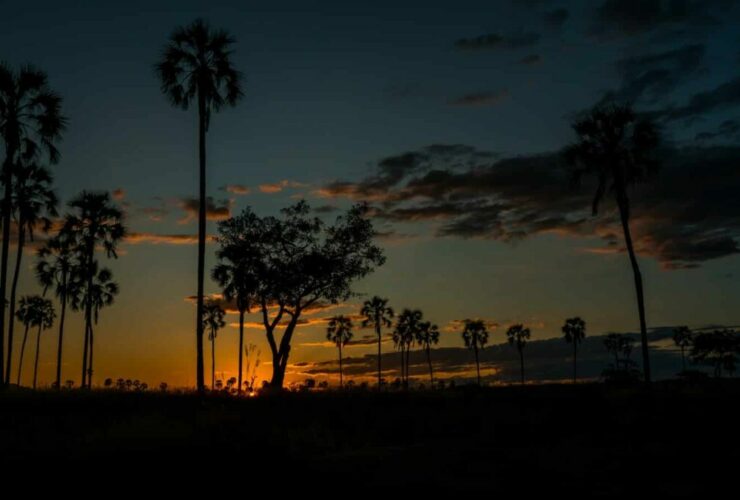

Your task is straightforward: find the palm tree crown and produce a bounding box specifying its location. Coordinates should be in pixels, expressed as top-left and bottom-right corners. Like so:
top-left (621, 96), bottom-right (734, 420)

top-left (462, 319), bottom-right (488, 350)
top-left (203, 300), bottom-right (226, 341)
top-left (327, 315), bottom-right (354, 348)
top-left (562, 317), bottom-right (586, 345)
top-left (360, 296), bottom-right (394, 389)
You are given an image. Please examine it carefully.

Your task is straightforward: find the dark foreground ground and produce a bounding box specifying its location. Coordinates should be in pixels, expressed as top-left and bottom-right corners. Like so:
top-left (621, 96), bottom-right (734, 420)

top-left (1, 381), bottom-right (738, 493)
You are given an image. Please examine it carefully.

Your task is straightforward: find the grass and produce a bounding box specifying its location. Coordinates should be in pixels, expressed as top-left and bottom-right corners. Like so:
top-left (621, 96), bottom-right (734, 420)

top-left (1, 381), bottom-right (738, 492)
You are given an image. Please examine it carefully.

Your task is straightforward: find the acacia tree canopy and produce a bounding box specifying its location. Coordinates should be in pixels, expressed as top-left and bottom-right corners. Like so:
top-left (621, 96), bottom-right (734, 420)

top-left (216, 200), bottom-right (385, 388)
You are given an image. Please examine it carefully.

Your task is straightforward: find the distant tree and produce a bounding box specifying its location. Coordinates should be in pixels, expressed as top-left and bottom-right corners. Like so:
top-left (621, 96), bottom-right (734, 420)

top-left (415, 321), bottom-right (440, 386)
top-left (0, 63), bottom-right (65, 386)
top-left (64, 380), bottom-right (74, 389)
top-left (244, 343), bottom-right (261, 394)
top-left (202, 299), bottom-right (226, 390)
top-left (326, 315), bottom-right (353, 388)
top-left (673, 326), bottom-right (693, 372)
top-left (461, 319), bottom-right (489, 385)
top-left (603, 333), bottom-right (637, 375)
top-left (15, 295), bottom-right (42, 386)
top-left (507, 324), bottom-right (531, 385)
top-left (156, 19), bottom-right (243, 393)
top-left (393, 309), bottom-right (422, 386)
top-left (361, 296), bottom-right (394, 390)
top-left (565, 103), bottom-right (660, 383)
top-left (104, 378), bottom-right (112, 388)
top-left (690, 329), bottom-right (739, 378)
top-left (562, 317), bottom-right (586, 383)
top-left (215, 202), bottom-right (383, 389)
top-left (159, 382), bottom-right (168, 392)
top-left (31, 297), bottom-right (55, 389)
top-left (4, 162), bottom-right (57, 384)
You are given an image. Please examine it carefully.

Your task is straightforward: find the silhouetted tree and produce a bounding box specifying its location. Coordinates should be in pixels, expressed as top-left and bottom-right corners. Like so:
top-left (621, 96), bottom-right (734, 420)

top-left (565, 103), bottom-right (660, 383)
top-left (0, 63), bottom-right (65, 385)
top-left (393, 309), bottom-right (422, 386)
top-left (216, 202), bottom-right (383, 389)
top-left (5, 162), bottom-right (57, 383)
top-left (462, 319), bottom-right (489, 385)
top-left (31, 297), bottom-right (54, 389)
top-left (603, 333), bottom-right (637, 378)
top-left (562, 317), bottom-right (586, 383)
top-left (361, 296), bottom-right (394, 389)
top-left (15, 295), bottom-right (40, 386)
top-left (156, 19), bottom-right (243, 394)
top-left (690, 329), bottom-right (738, 378)
top-left (326, 315), bottom-right (353, 388)
top-left (507, 324), bottom-right (530, 385)
top-left (673, 326), bottom-right (693, 373)
top-left (416, 321), bottom-right (440, 385)
top-left (213, 216), bottom-right (259, 394)
top-left (203, 299), bottom-right (226, 390)
top-left (36, 232), bottom-right (78, 389)
top-left (63, 191), bottom-right (125, 389)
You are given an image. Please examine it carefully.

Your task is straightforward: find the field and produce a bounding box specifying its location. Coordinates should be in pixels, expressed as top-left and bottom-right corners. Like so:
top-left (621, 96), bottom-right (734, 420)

top-left (1, 382), bottom-right (738, 492)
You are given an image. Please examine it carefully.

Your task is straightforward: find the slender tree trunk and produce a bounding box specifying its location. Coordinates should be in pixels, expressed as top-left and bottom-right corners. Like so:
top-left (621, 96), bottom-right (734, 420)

top-left (81, 318), bottom-right (89, 389)
top-left (338, 343), bottom-right (343, 388)
top-left (399, 346), bottom-right (404, 386)
top-left (16, 324), bottom-right (29, 386)
top-left (680, 346), bottom-right (686, 372)
top-left (573, 343), bottom-right (577, 384)
top-left (211, 331), bottom-right (215, 390)
top-left (55, 281), bottom-right (67, 389)
top-left (405, 342), bottom-right (411, 386)
top-left (617, 197), bottom-right (651, 383)
top-left (32, 324), bottom-right (42, 389)
top-left (0, 146), bottom-right (18, 386)
top-left (238, 309), bottom-right (244, 394)
top-left (376, 323), bottom-right (381, 390)
top-left (5, 223), bottom-right (24, 383)
top-left (195, 88), bottom-right (207, 394)
top-left (426, 345), bottom-right (434, 386)
top-left (87, 323), bottom-right (94, 388)
top-left (519, 349), bottom-right (525, 385)
top-left (473, 342), bottom-right (480, 386)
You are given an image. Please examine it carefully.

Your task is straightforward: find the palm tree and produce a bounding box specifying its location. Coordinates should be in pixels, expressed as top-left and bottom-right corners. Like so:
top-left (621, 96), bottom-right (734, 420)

top-left (36, 233), bottom-right (78, 389)
top-left (326, 315), bottom-right (353, 388)
top-left (202, 299), bottom-right (226, 390)
top-left (63, 191), bottom-right (125, 389)
top-left (562, 317), bottom-right (586, 383)
top-left (31, 297), bottom-right (55, 389)
top-left (0, 63), bottom-right (65, 385)
top-left (673, 326), bottom-right (693, 372)
top-left (360, 296), bottom-right (394, 389)
top-left (461, 319), bottom-right (489, 385)
top-left (156, 19), bottom-right (243, 393)
top-left (415, 321), bottom-right (440, 385)
top-left (393, 309), bottom-right (422, 386)
top-left (5, 162), bottom-right (57, 383)
top-left (564, 103), bottom-right (660, 383)
top-left (15, 295), bottom-right (40, 386)
top-left (507, 324), bottom-right (530, 385)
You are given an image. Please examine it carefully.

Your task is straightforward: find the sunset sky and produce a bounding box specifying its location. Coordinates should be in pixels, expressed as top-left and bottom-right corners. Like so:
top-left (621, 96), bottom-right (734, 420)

top-left (2, 0), bottom-right (739, 387)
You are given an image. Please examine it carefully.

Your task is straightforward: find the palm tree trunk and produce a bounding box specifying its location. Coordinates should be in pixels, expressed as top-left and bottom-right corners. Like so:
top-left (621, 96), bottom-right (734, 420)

top-left (211, 331), bottom-right (216, 390)
top-left (55, 280), bottom-right (67, 389)
top-left (32, 324), bottom-right (42, 389)
top-left (87, 323), bottom-right (94, 388)
top-left (473, 342), bottom-right (480, 386)
top-left (681, 346), bottom-right (686, 372)
top-left (16, 324), bottom-right (29, 386)
top-left (195, 87), bottom-right (207, 394)
top-left (573, 343), bottom-right (577, 384)
top-left (617, 198), bottom-right (651, 383)
top-left (238, 309), bottom-right (244, 394)
top-left (0, 146), bottom-right (18, 387)
top-left (5, 223), bottom-right (24, 383)
top-left (426, 345), bottom-right (434, 386)
top-left (519, 349), bottom-right (525, 385)
top-left (399, 346), bottom-right (404, 387)
top-left (81, 247), bottom-right (94, 389)
top-left (338, 343), bottom-right (343, 388)
top-left (405, 343), bottom-right (411, 386)
top-left (376, 323), bottom-right (381, 390)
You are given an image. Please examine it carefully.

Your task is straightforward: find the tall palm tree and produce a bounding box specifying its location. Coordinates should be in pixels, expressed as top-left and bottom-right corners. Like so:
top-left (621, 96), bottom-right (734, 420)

top-left (202, 299), bottom-right (225, 390)
top-left (507, 324), bottom-right (531, 385)
top-left (36, 233), bottom-right (78, 389)
top-left (31, 297), bottom-right (54, 389)
top-left (393, 309), bottom-right (421, 386)
top-left (462, 319), bottom-right (488, 386)
top-left (0, 63), bottom-right (65, 385)
top-left (15, 295), bottom-right (41, 386)
top-left (156, 19), bottom-right (243, 393)
top-left (63, 191), bottom-right (125, 389)
top-left (326, 315), bottom-right (353, 388)
top-left (415, 321), bottom-right (440, 386)
top-left (360, 296), bottom-right (394, 389)
top-left (5, 162), bottom-right (57, 383)
top-left (562, 317), bottom-right (586, 384)
top-left (564, 103), bottom-right (660, 383)
top-left (673, 326), bottom-right (693, 372)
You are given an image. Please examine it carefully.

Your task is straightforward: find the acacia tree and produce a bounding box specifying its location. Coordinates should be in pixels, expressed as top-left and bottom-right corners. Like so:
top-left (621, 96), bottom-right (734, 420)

top-left (416, 321), bottom-right (440, 386)
top-left (202, 299), bottom-right (226, 390)
top-left (217, 201), bottom-right (383, 389)
top-left (507, 324), bottom-right (530, 385)
top-left (0, 63), bottom-right (65, 384)
top-left (562, 317), bottom-right (586, 383)
top-left (564, 103), bottom-right (660, 383)
top-left (360, 296), bottom-right (394, 389)
top-left (5, 162), bottom-right (57, 383)
top-left (462, 319), bottom-right (488, 386)
top-left (673, 326), bottom-right (693, 373)
top-left (393, 309), bottom-right (421, 386)
top-left (156, 19), bottom-right (243, 393)
top-left (326, 315), bottom-right (353, 388)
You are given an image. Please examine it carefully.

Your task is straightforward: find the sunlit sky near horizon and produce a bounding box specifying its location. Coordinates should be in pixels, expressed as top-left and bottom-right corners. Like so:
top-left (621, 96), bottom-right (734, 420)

top-left (2, 0), bottom-right (739, 387)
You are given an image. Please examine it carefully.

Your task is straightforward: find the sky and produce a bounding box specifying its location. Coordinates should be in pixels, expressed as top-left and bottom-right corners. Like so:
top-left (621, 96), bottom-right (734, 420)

top-left (1, 0), bottom-right (739, 388)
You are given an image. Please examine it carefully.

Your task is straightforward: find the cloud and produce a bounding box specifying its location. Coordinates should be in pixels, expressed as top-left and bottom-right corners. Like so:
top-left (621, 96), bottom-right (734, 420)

top-left (653, 76), bottom-right (740, 122)
top-left (313, 204), bottom-right (339, 214)
top-left (544, 8), bottom-right (569, 29)
top-left (222, 184), bottom-right (250, 195)
top-left (695, 119), bottom-right (740, 141)
top-left (448, 90), bottom-right (510, 107)
top-left (112, 188), bottom-right (126, 201)
top-left (454, 31), bottom-right (540, 51)
top-left (125, 232), bottom-right (215, 245)
top-left (519, 54), bottom-right (542, 65)
top-left (177, 197), bottom-right (233, 224)
top-left (320, 143), bottom-right (740, 269)
top-left (258, 180), bottom-right (305, 194)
